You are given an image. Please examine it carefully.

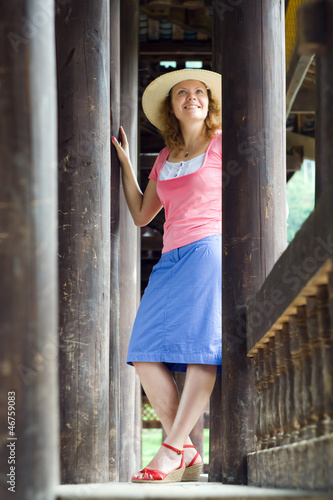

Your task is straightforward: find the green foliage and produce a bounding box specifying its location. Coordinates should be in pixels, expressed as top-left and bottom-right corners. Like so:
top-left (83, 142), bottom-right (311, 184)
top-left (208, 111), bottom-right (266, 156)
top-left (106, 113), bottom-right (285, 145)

top-left (142, 403), bottom-right (159, 421)
top-left (142, 428), bottom-right (163, 465)
top-left (286, 160), bottom-right (315, 243)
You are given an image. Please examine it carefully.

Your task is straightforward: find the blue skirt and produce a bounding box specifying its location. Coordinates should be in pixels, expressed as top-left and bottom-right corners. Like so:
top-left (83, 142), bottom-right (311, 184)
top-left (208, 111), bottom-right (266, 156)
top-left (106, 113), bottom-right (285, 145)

top-left (127, 234), bottom-right (222, 374)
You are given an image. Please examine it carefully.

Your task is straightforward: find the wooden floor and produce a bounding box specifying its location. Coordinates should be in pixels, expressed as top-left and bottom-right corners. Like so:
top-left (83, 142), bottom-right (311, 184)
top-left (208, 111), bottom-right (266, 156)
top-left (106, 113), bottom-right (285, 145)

top-left (55, 481), bottom-right (333, 500)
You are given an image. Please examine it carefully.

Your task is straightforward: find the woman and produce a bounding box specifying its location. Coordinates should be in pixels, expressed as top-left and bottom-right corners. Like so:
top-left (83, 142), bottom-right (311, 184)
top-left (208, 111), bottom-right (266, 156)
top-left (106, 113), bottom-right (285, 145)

top-left (112, 68), bottom-right (222, 483)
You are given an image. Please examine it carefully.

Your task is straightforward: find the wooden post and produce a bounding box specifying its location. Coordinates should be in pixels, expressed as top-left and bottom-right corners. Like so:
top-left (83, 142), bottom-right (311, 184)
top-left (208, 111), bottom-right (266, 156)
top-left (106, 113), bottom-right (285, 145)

top-left (109, 0), bottom-right (121, 482)
top-left (274, 330), bottom-right (284, 446)
top-left (312, 1), bottom-right (333, 201)
top-left (56, 0), bottom-right (111, 483)
top-left (209, 377), bottom-right (222, 481)
top-left (289, 316), bottom-right (302, 442)
top-left (306, 295), bottom-right (325, 436)
top-left (119, 0), bottom-right (141, 481)
top-left (297, 305), bottom-right (314, 440)
top-left (0, 2), bottom-right (59, 499)
top-left (316, 284), bottom-right (333, 433)
top-left (283, 324), bottom-right (293, 446)
top-left (217, 0), bottom-right (287, 483)
top-left (253, 351), bottom-right (263, 451)
top-left (208, 3), bottom-right (223, 481)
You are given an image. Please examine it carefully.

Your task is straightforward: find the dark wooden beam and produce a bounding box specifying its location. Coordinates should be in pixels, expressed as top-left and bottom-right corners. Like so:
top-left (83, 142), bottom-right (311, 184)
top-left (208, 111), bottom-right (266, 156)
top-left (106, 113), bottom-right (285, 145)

top-left (56, 0), bottom-right (111, 483)
top-left (296, 0), bottom-right (327, 56)
top-left (140, 153), bottom-right (159, 170)
top-left (140, 40), bottom-right (212, 55)
top-left (287, 154), bottom-right (302, 172)
top-left (0, 3), bottom-right (59, 499)
top-left (286, 50), bottom-right (314, 118)
top-left (287, 132), bottom-right (315, 161)
top-left (140, 133), bottom-right (165, 153)
top-left (119, 0), bottom-right (141, 482)
top-left (291, 86), bottom-right (316, 113)
top-left (208, 0), bottom-right (223, 483)
top-left (141, 235), bottom-right (163, 250)
top-left (286, 0), bottom-right (326, 118)
top-left (218, 0), bottom-right (287, 484)
top-left (140, 5), bottom-right (212, 35)
top-left (313, 0), bottom-right (333, 201)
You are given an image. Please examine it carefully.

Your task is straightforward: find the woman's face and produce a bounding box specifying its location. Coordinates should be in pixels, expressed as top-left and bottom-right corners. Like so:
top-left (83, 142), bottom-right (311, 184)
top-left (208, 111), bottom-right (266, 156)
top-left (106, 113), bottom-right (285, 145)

top-left (170, 79), bottom-right (209, 125)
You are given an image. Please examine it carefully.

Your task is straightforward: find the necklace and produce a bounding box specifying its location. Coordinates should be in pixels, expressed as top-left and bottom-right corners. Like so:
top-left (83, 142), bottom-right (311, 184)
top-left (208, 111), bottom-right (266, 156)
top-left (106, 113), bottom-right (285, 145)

top-left (184, 135), bottom-right (202, 158)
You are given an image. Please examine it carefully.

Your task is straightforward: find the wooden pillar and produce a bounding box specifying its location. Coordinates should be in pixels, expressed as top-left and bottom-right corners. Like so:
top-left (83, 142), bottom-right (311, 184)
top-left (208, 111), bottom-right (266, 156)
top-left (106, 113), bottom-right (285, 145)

top-left (109, 0), bottom-right (121, 482)
top-left (312, 1), bottom-right (333, 200)
top-left (208, 2), bottom-right (223, 483)
top-left (0, 2), bottom-right (59, 499)
top-left (297, 305), bottom-right (314, 440)
top-left (56, 0), bottom-right (111, 483)
top-left (306, 295), bottom-right (325, 437)
top-left (119, 0), bottom-right (141, 481)
top-left (216, 0), bottom-right (287, 483)
top-left (289, 316), bottom-right (302, 442)
top-left (316, 284), bottom-right (333, 433)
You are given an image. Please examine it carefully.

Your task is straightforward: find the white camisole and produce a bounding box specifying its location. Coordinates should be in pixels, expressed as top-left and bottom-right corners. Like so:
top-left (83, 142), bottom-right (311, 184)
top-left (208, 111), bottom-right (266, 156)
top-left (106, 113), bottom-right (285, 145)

top-left (159, 153), bottom-right (205, 181)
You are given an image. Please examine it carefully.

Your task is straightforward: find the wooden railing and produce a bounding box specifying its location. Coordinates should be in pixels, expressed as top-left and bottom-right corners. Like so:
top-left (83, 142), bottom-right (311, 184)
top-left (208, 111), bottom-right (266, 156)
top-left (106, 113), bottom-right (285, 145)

top-left (246, 190), bottom-right (333, 489)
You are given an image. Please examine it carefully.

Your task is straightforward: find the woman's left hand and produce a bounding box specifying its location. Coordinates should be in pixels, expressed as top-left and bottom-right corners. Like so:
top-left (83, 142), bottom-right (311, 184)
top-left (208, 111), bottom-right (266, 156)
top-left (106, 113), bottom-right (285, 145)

top-left (112, 126), bottom-right (130, 166)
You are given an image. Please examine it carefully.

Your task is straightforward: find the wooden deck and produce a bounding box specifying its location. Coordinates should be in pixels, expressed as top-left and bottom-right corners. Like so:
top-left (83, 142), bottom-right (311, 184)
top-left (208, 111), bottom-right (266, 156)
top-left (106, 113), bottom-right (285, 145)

top-left (56, 482), bottom-right (333, 500)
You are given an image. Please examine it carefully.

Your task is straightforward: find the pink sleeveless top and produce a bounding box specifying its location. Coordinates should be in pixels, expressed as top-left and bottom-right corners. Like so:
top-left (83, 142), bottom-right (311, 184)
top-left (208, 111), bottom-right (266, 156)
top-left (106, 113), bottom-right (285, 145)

top-left (149, 130), bottom-right (222, 253)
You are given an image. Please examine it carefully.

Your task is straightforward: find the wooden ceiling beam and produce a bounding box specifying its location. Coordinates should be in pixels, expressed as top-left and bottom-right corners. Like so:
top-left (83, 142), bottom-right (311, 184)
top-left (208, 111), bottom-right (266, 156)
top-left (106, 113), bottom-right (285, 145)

top-left (140, 40), bottom-right (212, 55)
top-left (140, 5), bottom-right (212, 35)
top-left (287, 132), bottom-right (315, 162)
top-left (286, 0), bottom-right (326, 118)
top-left (286, 50), bottom-right (314, 118)
top-left (291, 86), bottom-right (316, 113)
top-left (140, 153), bottom-right (159, 170)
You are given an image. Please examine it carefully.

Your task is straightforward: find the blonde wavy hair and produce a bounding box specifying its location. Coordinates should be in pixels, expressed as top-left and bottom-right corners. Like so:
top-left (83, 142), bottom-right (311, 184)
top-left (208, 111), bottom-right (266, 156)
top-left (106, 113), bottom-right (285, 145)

top-left (159, 87), bottom-right (221, 151)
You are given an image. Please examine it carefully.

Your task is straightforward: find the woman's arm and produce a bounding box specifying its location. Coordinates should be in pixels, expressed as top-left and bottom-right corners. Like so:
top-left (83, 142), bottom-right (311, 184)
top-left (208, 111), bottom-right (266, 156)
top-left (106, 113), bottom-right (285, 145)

top-left (112, 126), bottom-right (163, 227)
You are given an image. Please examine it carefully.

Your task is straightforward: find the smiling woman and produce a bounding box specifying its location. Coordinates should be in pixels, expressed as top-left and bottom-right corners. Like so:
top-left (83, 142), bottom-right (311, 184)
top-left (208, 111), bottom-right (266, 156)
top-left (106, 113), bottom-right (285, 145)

top-left (171, 80), bottom-right (209, 121)
top-left (159, 78), bottom-right (221, 159)
top-left (112, 68), bottom-right (222, 483)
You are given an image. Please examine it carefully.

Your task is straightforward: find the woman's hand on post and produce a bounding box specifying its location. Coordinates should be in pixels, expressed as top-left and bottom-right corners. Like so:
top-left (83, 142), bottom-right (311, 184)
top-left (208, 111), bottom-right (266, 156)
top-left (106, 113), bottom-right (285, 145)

top-left (112, 126), bottom-right (130, 165)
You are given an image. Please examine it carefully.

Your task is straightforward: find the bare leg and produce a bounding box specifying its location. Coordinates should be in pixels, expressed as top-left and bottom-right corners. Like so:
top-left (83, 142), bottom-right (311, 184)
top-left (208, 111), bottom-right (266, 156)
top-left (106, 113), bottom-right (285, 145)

top-left (133, 362), bottom-right (201, 472)
top-left (133, 362), bottom-right (180, 435)
top-left (133, 362), bottom-right (217, 479)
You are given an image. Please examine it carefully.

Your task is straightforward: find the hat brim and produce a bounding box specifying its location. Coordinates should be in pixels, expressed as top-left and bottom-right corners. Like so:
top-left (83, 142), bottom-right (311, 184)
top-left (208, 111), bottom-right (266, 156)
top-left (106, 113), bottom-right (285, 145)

top-left (142, 68), bottom-right (222, 130)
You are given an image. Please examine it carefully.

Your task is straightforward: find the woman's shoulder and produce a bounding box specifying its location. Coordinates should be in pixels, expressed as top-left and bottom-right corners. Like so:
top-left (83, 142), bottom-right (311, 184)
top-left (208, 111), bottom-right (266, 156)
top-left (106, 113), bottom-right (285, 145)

top-left (208, 129), bottom-right (222, 155)
top-left (156, 146), bottom-right (171, 164)
top-left (149, 147), bottom-right (170, 180)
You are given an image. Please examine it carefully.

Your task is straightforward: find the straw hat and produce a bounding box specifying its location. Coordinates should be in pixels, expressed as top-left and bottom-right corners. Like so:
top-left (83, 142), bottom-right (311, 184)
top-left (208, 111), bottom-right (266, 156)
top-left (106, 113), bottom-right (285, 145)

top-left (142, 68), bottom-right (222, 130)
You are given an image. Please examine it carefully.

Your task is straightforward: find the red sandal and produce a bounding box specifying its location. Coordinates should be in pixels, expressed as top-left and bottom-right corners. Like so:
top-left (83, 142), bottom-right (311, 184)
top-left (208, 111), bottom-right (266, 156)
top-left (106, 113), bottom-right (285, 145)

top-left (182, 444), bottom-right (203, 482)
top-left (131, 442), bottom-right (185, 483)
